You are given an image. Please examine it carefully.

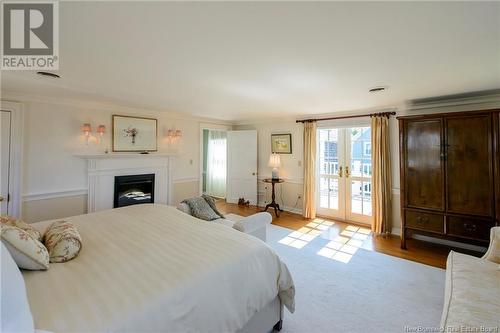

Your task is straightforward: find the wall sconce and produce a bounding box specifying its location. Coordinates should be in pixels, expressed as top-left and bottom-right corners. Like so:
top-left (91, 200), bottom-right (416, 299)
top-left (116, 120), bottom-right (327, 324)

top-left (167, 129), bottom-right (182, 143)
top-left (82, 123), bottom-right (92, 145)
top-left (97, 125), bottom-right (106, 143)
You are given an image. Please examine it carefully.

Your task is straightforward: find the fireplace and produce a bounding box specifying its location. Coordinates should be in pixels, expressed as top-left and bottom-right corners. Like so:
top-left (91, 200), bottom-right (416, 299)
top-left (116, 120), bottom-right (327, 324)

top-left (114, 174), bottom-right (155, 208)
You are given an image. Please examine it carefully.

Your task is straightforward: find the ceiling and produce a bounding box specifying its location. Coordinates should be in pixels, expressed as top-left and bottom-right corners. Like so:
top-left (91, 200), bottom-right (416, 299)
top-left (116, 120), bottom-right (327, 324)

top-left (2, 1), bottom-right (499, 121)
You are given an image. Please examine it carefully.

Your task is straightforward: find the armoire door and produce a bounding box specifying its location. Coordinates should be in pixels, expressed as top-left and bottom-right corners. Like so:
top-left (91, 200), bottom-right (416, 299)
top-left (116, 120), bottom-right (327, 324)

top-left (405, 119), bottom-right (444, 210)
top-left (446, 114), bottom-right (493, 216)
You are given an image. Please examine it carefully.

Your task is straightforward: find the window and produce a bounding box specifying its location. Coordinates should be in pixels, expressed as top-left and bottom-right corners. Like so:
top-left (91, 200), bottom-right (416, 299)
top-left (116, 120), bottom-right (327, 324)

top-left (363, 182), bottom-right (371, 196)
top-left (324, 141), bottom-right (337, 162)
top-left (362, 164), bottom-right (372, 176)
top-left (363, 142), bottom-right (371, 156)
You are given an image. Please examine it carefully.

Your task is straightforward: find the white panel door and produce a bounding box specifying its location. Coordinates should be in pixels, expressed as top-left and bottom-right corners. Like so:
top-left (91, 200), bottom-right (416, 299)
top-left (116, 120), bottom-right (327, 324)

top-left (0, 111), bottom-right (11, 215)
top-left (226, 130), bottom-right (257, 205)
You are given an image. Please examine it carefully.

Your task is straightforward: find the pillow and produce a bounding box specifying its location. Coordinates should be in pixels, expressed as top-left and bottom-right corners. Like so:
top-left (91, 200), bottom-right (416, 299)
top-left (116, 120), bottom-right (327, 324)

top-left (0, 242), bottom-right (35, 333)
top-left (202, 195), bottom-right (225, 219)
top-left (1, 215), bottom-right (42, 241)
top-left (181, 197), bottom-right (220, 221)
top-left (0, 225), bottom-right (49, 270)
top-left (43, 221), bottom-right (82, 263)
top-left (177, 202), bottom-right (192, 215)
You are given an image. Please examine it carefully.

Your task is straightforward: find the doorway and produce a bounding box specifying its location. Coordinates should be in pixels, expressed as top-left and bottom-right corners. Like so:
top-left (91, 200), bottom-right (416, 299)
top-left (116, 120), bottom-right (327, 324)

top-left (1, 110), bottom-right (11, 215)
top-left (316, 126), bottom-right (372, 225)
top-left (0, 102), bottom-right (23, 218)
top-left (201, 129), bottom-right (227, 199)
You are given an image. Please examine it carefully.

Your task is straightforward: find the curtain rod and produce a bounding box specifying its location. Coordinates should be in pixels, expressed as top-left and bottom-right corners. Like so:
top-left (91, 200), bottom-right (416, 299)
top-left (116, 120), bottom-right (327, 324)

top-left (295, 111), bottom-right (396, 123)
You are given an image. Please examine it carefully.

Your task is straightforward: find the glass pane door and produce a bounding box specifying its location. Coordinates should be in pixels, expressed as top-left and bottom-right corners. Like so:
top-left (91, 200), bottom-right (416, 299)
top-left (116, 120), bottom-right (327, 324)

top-left (346, 127), bottom-right (372, 224)
top-left (317, 129), bottom-right (344, 219)
top-left (316, 126), bottom-right (372, 225)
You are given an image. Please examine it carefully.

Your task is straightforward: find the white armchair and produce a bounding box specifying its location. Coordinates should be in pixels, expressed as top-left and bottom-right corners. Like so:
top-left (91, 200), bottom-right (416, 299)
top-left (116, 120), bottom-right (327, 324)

top-left (440, 227), bottom-right (500, 331)
top-left (177, 202), bottom-right (272, 242)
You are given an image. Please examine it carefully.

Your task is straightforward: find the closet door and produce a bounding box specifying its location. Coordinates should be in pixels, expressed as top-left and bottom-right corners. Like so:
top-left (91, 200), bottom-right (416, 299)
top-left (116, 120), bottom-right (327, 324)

top-left (405, 119), bottom-right (444, 210)
top-left (446, 114), bottom-right (493, 216)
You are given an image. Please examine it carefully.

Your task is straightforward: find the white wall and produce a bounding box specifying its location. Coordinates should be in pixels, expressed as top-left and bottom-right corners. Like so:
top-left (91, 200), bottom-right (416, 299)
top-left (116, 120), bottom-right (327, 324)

top-left (235, 121), bottom-right (304, 213)
top-left (4, 92), bottom-right (499, 226)
top-left (236, 95), bottom-right (500, 234)
top-left (2, 96), bottom-right (230, 222)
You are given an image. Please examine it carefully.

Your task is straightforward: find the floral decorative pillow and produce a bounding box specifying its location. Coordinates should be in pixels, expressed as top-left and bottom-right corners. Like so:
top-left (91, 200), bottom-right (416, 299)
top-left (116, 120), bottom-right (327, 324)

top-left (1, 216), bottom-right (42, 241)
top-left (0, 225), bottom-right (49, 270)
top-left (43, 221), bottom-right (82, 263)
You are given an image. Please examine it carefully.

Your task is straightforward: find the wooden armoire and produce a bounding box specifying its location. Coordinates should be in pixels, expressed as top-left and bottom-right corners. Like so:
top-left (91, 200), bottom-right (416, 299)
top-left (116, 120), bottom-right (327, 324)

top-left (398, 110), bottom-right (500, 249)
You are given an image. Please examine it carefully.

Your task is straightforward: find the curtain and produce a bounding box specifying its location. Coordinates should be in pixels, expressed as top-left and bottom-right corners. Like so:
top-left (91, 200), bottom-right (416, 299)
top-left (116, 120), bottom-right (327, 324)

top-left (206, 130), bottom-right (227, 198)
top-left (371, 116), bottom-right (392, 234)
top-left (303, 121), bottom-right (317, 219)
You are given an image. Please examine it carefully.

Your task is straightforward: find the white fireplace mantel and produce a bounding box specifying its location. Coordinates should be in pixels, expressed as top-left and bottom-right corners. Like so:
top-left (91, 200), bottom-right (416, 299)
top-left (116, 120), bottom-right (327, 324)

top-left (77, 153), bottom-right (175, 212)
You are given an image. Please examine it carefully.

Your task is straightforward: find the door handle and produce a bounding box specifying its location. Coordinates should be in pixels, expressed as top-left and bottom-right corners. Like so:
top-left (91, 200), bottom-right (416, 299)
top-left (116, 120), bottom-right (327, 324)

top-left (345, 166), bottom-right (350, 178)
top-left (0, 196), bottom-right (4, 202)
top-left (338, 166), bottom-right (343, 178)
top-left (252, 172), bottom-right (256, 176)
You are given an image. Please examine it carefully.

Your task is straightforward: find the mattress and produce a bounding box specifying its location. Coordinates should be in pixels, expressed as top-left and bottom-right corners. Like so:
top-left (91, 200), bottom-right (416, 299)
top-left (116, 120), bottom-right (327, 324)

top-left (23, 204), bottom-right (295, 333)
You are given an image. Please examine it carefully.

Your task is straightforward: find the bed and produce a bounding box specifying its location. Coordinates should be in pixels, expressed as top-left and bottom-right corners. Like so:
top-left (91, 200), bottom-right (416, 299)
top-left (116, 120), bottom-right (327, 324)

top-left (22, 204), bottom-right (295, 333)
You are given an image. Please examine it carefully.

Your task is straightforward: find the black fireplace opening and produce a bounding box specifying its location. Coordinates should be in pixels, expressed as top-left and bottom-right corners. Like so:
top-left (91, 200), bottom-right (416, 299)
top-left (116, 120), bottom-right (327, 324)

top-left (114, 174), bottom-right (155, 208)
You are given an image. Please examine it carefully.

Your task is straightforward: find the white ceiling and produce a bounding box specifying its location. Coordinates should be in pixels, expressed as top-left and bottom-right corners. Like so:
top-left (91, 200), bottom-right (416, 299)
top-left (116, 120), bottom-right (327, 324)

top-left (2, 1), bottom-right (499, 121)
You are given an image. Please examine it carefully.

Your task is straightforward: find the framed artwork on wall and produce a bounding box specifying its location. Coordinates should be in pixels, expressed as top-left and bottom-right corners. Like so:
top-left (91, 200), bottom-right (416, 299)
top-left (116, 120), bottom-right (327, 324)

top-left (112, 115), bottom-right (158, 152)
top-left (271, 133), bottom-right (292, 154)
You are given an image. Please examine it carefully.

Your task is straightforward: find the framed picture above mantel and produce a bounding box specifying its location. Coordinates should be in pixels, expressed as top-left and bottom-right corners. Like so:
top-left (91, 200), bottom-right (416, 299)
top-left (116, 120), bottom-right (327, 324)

top-left (271, 133), bottom-right (292, 154)
top-left (112, 115), bottom-right (158, 152)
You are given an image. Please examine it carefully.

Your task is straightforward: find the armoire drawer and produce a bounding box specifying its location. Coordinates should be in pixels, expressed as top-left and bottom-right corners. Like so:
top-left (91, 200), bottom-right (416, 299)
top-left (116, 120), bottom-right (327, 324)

top-left (446, 216), bottom-right (494, 241)
top-left (405, 210), bottom-right (444, 234)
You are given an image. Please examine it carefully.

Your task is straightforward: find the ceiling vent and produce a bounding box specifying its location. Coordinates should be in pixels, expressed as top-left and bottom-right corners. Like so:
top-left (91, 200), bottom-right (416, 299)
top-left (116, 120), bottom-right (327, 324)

top-left (369, 86), bottom-right (388, 93)
top-left (36, 71), bottom-right (60, 78)
top-left (408, 89), bottom-right (500, 110)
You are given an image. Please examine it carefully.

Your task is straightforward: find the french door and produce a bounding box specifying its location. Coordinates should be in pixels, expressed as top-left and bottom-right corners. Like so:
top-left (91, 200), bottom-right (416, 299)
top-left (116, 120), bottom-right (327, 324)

top-left (317, 127), bottom-right (372, 224)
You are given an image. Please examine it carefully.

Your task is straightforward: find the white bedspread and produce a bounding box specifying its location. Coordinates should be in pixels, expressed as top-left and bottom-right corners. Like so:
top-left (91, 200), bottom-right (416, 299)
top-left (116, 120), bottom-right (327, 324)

top-left (23, 204), bottom-right (295, 333)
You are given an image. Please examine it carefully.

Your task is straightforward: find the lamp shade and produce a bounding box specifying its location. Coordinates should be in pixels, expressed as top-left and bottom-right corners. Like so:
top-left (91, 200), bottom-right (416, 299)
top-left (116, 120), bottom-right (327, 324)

top-left (268, 153), bottom-right (281, 168)
top-left (82, 123), bottom-right (92, 134)
top-left (97, 125), bottom-right (106, 135)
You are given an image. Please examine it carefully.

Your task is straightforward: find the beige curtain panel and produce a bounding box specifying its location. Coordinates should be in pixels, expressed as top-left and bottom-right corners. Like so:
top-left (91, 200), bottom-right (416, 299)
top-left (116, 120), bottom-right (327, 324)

top-left (303, 121), bottom-right (317, 219)
top-left (371, 116), bottom-right (392, 234)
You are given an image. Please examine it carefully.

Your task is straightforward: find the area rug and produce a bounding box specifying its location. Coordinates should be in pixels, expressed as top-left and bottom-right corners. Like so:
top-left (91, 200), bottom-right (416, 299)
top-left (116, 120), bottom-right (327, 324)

top-left (266, 224), bottom-right (445, 333)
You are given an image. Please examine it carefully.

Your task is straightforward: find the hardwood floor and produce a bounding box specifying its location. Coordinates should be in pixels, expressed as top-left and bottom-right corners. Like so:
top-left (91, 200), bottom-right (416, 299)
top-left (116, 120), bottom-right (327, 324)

top-left (216, 201), bottom-right (484, 269)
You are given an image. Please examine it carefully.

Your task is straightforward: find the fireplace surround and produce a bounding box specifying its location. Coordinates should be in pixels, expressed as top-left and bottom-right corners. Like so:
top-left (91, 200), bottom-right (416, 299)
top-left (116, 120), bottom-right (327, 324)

top-left (78, 153), bottom-right (173, 212)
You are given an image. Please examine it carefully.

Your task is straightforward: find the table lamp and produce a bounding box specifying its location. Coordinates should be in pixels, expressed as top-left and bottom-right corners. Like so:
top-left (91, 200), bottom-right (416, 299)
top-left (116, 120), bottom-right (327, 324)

top-left (268, 153), bottom-right (281, 180)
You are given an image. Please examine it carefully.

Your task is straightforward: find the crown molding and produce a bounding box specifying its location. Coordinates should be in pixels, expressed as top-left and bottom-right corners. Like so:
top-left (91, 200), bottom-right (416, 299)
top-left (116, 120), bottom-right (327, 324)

top-left (1, 91), bottom-right (233, 125)
top-left (233, 105), bottom-right (400, 126)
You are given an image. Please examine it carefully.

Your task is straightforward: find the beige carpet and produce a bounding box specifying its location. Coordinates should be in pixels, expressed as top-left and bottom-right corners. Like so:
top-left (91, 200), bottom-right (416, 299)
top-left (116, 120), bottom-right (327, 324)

top-left (266, 224), bottom-right (445, 333)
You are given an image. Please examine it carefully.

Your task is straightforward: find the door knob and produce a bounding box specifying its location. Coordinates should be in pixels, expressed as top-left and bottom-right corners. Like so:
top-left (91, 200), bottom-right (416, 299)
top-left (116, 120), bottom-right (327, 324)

top-left (0, 196), bottom-right (4, 202)
top-left (252, 172), bottom-right (256, 176)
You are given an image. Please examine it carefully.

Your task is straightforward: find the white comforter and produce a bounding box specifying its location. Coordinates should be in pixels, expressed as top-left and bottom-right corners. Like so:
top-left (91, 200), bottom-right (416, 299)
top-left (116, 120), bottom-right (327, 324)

top-left (23, 204), bottom-right (295, 333)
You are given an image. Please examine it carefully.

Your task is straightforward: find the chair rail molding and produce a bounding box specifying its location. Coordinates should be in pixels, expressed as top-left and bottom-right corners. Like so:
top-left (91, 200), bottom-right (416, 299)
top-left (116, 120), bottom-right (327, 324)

top-left (23, 189), bottom-right (88, 202)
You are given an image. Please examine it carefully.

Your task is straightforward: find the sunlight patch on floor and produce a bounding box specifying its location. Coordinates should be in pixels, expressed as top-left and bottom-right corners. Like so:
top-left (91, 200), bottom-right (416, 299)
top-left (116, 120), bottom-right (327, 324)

top-left (317, 225), bottom-right (372, 263)
top-left (278, 218), bottom-right (334, 250)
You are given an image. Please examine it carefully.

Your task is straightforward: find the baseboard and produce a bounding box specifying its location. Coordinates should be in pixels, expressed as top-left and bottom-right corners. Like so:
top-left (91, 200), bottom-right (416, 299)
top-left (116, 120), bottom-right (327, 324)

top-left (391, 227), bottom-right (486, 252)
top-left (412, 234), bottom-right (487, 252)
top-left (257, 202), bottom-right (302, 215)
